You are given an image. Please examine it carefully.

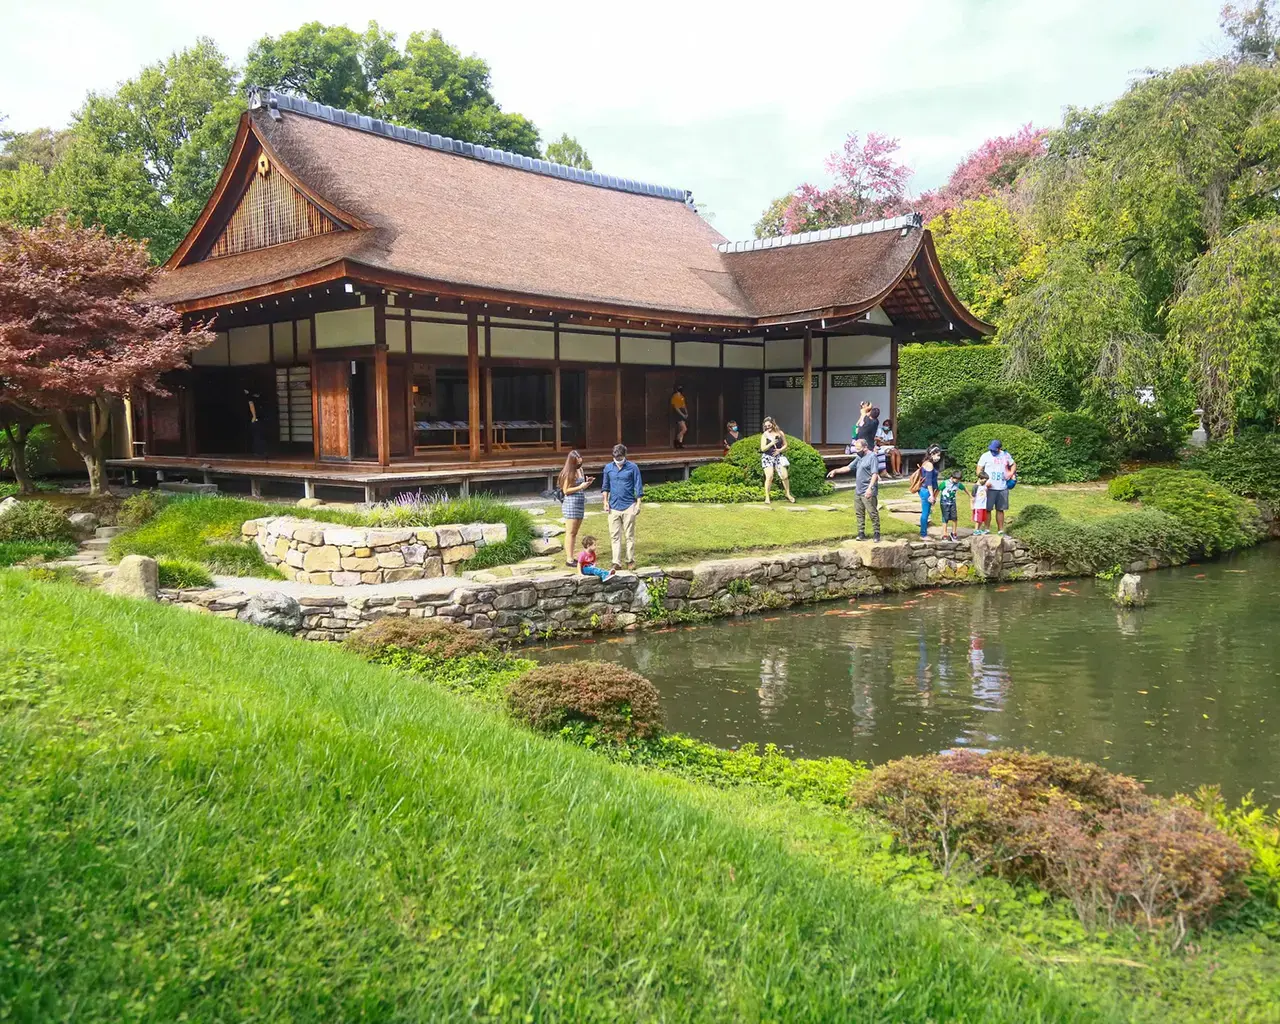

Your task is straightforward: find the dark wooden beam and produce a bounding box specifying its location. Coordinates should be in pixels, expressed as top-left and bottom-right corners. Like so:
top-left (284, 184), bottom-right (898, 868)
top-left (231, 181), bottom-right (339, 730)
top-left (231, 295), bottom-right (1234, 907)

top-left (802, 327), bottom-right (813, 443)
top-left (467, 312), bottom-right (481, 461)
top-left (373, 299), bottom-right (391, 467)
top-left (553, 322), bottom-right (562, 452)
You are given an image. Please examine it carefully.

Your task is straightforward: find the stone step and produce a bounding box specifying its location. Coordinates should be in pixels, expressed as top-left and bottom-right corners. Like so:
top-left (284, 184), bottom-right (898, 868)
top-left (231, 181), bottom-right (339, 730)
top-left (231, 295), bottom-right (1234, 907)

top-left (82, 538), bottom-right (113, 551)
top-left (95, 526), bottom-right (125, 538)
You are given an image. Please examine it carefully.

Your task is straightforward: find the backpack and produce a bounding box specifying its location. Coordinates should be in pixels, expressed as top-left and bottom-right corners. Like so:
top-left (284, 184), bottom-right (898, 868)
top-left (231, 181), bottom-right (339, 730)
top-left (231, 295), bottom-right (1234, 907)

top-left (907, 468), bottom-right (924, 494)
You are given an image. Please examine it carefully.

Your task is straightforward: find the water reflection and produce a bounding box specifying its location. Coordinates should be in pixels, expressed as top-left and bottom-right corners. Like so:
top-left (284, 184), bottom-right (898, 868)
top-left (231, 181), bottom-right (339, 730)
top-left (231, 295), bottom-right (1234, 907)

top-left (535, 546), bottom-right (1280, 800)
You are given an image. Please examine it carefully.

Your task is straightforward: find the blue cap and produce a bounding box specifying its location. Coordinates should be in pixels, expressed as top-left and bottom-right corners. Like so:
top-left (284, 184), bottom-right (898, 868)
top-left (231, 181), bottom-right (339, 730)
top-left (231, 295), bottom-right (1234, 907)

top-left (989, 440), bottom-right (1002, 452)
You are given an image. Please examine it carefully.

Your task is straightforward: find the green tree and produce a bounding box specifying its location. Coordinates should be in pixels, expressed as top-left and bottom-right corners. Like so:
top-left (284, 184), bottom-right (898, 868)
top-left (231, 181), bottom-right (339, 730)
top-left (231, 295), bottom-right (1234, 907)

top-left (544, 133), bottom-right (592, 169)
top-left (1221, 1), bottom-right (1279, 62)
top-left (71, 38), bottom-right (241, 259)
top-left (247, 23), bottom-right (541, 157)
top-left (0, 126), bottom-right (70, 173)
top-left (1168, 218), bottom-right (1280, 436)
top-left (929, 194), bottom-right (1045, 324)
top-left (1025, 60), bottom-right (1280, 322)
top-left (753, 194), bottom-right (791, 238)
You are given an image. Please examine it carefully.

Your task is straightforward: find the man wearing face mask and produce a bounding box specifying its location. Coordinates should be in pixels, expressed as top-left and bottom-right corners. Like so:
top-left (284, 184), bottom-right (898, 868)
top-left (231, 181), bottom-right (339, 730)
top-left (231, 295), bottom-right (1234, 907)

top-left (600, 443), bottom-right (643, 570)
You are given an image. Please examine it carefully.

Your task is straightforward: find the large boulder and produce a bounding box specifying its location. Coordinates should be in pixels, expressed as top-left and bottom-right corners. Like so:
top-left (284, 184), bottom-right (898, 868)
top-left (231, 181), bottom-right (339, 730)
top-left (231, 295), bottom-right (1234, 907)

top-left (237, 591), bottom-right (304, 633)
top-left (0, 496), bottom-right (18, 518)
top-left (102, 555), bottom-right (159, 600)
top-left (842, 539), bottom-right (910, 570)
top-left (1114, 573), bottom-right (1147, 608)
top-left (68, 512), bottom-right (100, 539)
top-left (969, 534), bottom-right (1007, 578)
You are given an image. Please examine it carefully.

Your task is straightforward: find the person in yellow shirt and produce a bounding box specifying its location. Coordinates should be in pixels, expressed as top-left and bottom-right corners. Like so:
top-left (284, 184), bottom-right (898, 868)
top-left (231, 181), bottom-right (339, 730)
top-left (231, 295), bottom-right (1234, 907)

top-left (670, 385), bottom-right (689, 448)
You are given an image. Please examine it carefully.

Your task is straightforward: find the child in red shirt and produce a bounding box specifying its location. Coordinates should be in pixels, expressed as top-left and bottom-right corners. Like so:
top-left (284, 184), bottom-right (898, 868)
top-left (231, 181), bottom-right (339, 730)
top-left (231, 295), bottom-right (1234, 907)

top-left (576, 536), bottom-right (615, 579)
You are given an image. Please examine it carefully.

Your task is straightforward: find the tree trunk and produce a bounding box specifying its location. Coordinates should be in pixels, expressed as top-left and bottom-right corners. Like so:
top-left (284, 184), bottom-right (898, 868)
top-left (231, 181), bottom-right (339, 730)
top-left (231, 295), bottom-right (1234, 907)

top-left (53, 398), bottom-right (113, 497)
top-left (2, 422), bottom-right (37, 494)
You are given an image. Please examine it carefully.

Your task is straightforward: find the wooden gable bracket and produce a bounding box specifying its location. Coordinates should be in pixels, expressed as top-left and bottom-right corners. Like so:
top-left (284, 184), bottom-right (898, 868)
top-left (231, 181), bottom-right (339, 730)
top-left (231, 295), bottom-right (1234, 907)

top-left (165, 112), bottom-right (368, 270)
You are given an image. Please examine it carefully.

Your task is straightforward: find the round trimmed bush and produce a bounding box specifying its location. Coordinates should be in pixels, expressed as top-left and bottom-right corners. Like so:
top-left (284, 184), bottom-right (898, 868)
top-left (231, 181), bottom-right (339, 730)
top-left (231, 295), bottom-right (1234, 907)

top-left (505, 661), bottom-right (663, 741)
top-left (726, 434), bottom-right (833, 498)
top-left (0, 499), bottom-right (75, 543)
top-left (689, 461), bottom-right (747, 486)
top-left (345, 617), bottom-right (496, 662)
top-left (1027, 411), bottom-right (1115, 482)
top-left (897, 382), bottom-right (1057, 450)
top-left (947, 423), bottom-right (1060, 485)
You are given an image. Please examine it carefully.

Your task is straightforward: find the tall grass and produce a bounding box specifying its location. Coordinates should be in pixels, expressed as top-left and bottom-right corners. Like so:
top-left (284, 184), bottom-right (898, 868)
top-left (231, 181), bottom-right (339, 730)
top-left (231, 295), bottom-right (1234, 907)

top-left (0, 574), bottom-right (1091, 1022)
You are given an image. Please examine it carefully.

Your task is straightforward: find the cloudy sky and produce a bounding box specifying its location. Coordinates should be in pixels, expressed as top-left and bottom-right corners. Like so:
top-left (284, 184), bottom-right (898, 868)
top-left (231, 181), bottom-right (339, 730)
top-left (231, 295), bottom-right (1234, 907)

top-left (2, 0), bottom-right (1226, 239)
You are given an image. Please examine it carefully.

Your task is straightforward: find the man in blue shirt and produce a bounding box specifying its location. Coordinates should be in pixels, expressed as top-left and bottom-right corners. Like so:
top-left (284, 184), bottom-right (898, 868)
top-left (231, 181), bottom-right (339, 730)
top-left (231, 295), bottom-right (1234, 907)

top-left (600, 443), bottom-right (643, 570)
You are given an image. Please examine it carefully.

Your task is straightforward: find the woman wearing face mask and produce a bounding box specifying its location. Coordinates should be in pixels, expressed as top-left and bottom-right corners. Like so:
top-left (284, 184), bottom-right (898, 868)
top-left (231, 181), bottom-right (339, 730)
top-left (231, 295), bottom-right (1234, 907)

top-left (557, 449), bottom-right (593, 566)
top-left (759, 417), bottom-right (796, 505)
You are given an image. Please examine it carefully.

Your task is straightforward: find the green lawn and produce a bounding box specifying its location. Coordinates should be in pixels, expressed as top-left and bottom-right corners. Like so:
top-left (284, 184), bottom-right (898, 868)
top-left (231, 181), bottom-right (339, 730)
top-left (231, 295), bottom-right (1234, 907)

top-left (576, 481), bottom-right (1128, 566)
top-left (0, 574), bottom-right (1098, 1022)
top-left (0, 540), bottom-right (77, 567)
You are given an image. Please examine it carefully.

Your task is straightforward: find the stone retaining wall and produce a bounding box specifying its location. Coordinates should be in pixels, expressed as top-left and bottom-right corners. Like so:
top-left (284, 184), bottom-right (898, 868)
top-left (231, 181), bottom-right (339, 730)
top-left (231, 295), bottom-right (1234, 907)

top-left (241, 516), bottom-right (508, 585)
top-left (166, 533), bottom-right (1072, 642)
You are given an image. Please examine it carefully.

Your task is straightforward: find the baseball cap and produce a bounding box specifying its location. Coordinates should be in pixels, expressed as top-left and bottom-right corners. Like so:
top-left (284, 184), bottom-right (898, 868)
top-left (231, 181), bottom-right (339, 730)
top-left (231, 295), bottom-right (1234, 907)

top-left (989, 440), bottom-right (1002, 452)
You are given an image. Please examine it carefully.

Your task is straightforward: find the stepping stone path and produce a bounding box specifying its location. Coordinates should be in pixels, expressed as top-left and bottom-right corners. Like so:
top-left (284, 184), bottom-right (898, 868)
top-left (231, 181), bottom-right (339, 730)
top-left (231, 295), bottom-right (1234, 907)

top-left (46, 526), bottom-right (124, 582)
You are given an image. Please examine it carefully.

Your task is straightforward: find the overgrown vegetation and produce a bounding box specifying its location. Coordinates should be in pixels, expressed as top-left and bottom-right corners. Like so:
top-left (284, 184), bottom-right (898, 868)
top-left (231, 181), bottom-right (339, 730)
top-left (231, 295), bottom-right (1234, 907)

top-left (1182, 431), bottom-right (1280, 499)
top-left (116, 489), bottom-right (171, 529)
top-left (1027, 410), bottom-right (1118, 482)
top-left (852, 750), bottom-right (1251, 944)
top-left (0, 539), bottom-right (76, 567)
top-left (1107, 468), bottom-right (1265, 555)
top-left (505, 662), bottom-right (664, 741)
top-left (155, 557), bottom-right (213, 589)
top-left (1011, 504), bottom-right (1195, 574)
top-left (897, 381), bottom-right (1057, 449)
top-left (0, 499), bottom-right (74, 543)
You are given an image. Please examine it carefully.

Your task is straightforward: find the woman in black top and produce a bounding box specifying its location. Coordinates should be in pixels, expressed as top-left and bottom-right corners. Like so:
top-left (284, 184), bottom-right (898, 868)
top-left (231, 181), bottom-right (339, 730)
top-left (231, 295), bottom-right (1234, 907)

top-left (854, 402), bottom-right (880, 445)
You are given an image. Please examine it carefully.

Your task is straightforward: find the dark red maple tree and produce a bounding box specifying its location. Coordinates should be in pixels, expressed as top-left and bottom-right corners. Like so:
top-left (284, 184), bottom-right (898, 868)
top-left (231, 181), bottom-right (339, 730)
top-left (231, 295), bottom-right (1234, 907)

top-left (0, 217), bottom-right (213, 495)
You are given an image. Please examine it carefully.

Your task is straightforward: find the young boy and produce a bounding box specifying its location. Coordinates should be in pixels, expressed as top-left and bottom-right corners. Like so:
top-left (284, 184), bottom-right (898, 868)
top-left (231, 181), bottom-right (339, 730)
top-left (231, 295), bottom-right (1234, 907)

top-left (971, 472), bottom-right (990, 535)
top-left (576, 535), bottom-right (615, 580)
top-left (939, 470), bottom-right (968, 541)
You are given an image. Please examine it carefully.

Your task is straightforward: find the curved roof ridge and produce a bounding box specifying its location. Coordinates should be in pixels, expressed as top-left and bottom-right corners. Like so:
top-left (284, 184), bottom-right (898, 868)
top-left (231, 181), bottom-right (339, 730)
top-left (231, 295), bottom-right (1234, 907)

top-left (716, 213), bottom-right (923, 254)
top-left (247, 86), bottom-right (694, 206)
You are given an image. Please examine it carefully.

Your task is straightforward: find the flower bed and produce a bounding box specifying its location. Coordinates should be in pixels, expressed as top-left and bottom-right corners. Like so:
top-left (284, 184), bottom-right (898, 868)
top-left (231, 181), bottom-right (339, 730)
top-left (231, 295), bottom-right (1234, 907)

top-left (241, 516), bottom-right (508, 585)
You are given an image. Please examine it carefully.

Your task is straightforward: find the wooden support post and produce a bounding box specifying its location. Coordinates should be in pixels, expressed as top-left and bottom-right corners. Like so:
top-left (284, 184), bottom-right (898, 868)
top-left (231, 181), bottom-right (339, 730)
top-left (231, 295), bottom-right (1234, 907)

top-left (820, 335), bottom-right (828, 445)
top-left (364, 483), bottom-right (377, 504)
top-left (250, 477), bottom-right (262, 498)
top-left (374, 301), bottom-right (391, 467)
top-left (467, 312), bottom-right (481, 461)
top-left (553, 323), bottom-right (562, 452)
top-left (802, 327), bottom-right (813, 443)
top-left (483, 365), bottom-right (493, 454)
top-left (614, 327), bottom-right (623, 445)
top-left (304, 479), bottom-right (316, 499)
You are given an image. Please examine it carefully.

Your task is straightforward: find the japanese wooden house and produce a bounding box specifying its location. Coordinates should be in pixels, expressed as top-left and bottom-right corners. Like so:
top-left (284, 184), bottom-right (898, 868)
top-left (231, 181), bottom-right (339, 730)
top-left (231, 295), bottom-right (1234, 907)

top-left (124, 87), bottom-right (991, 498)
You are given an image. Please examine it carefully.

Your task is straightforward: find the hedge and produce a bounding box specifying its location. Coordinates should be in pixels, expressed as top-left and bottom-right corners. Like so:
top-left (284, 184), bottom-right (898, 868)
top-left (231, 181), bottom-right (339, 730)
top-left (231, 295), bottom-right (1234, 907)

top-left (644, 480), bottom-right (764, 503)
top-left (1108, 468), bottom-right (1265, 555)
top-left (897, 382), bottom-right (1057, 449)
top-left (726, 434), bottom-right (833, 498)
top-left (1182, 431), bottom-right (1280, 498)
top-left (897, 343), bottom-right (1076, 420)
top-left (1010, 504), bottom-right (1196, 573)
top-left (1027, 411), bottom-right (1117, 483)
top-left (947, 423), bottom-right (1060, 485)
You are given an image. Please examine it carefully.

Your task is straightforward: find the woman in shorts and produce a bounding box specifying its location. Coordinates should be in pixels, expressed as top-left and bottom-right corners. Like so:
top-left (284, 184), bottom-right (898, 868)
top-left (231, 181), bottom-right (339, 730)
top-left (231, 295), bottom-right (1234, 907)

top-left (759, 416), bottom-right (796, 505)
top-left (557, 450), bottom-right (593, 566)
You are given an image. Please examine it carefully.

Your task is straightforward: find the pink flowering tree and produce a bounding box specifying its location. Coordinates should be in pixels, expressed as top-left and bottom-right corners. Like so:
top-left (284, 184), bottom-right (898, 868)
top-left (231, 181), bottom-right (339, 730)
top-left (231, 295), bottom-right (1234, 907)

top-left (781, 132), bottom-right (914, 234)
top-left (916, 124), bottom-right (1048, 222)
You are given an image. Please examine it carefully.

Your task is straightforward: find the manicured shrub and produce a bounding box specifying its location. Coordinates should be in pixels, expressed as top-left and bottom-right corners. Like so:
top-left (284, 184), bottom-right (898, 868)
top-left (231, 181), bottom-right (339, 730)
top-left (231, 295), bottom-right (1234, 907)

top-left (1182, 431), bottom-right (1280, 498)
top-left (1011, 503), bottom-right (1195, 573)
top-left (644, 480), bottom-right (764, 503)
top-left (345, 616), bottom-right (496, 663)
top-left (0, 499), bottom-right (74, 543)
top-left (506, 661), bottom-right (663, 741)
top-left (726, 434), bottom-right (833, 498)
top-left (852, 750), bottom-right (1250, 939)
top-left (156, 558), bottom-right (214, 589)
top-left (1109, 468), bottom-right (1265, 555)
top-left (897, 343), bottom-right (1076, 421)
top-left (947, 423), bottom-right (1060, 485)
top-left (1027, 411), bottom-right (1117, 482)
top-left (897, 382), bottom-right (1057, 449)
top-left (117, 490), bottom-right (171, 529)
top-left (690, 461), bottom-right (747, 485)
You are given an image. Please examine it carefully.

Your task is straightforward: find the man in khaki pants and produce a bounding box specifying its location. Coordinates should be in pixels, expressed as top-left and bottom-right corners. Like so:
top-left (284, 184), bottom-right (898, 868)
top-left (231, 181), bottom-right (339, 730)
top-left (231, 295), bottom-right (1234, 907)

top-left (600, 443), bottom-right (643, 570)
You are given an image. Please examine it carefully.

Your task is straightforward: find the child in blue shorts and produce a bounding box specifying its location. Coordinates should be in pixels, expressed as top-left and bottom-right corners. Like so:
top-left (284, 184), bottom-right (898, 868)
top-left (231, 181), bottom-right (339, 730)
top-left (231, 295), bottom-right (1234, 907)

top-left (939, 470), bottom-right (968, 541)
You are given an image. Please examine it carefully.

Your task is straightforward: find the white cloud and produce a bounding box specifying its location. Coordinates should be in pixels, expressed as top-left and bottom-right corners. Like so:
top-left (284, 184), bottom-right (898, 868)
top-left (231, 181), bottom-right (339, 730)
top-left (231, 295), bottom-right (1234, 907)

top-left (0, 0), bottom-right (1224, 238)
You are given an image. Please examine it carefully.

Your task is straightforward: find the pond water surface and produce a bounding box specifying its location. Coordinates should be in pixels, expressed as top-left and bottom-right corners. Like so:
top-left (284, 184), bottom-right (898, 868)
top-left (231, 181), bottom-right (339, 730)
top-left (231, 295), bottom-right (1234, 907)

top-left (535, 544), bottom-right (1280, 800)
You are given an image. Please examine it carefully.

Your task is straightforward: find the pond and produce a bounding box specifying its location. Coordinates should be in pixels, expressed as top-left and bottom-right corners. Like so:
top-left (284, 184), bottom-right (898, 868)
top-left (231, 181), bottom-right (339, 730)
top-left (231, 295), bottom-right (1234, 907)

top-left (535, 544), bottom-right (1280, 801)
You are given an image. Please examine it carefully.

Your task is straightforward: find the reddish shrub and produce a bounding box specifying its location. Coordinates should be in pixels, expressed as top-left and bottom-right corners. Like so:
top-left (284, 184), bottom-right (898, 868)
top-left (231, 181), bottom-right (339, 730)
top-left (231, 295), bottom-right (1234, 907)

top-left (851, 750), bottom-right (1251, 941)
top-left (505, 662), bottom-right (663, 741)
top-left (344, 617), bottom-right (495, 662)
